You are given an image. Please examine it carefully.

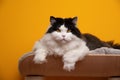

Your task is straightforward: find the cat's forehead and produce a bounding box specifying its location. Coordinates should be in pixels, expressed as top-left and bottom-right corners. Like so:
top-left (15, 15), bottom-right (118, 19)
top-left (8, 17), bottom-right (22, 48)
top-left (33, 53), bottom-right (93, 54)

top-left (59, 25), bottom-right (68, 31)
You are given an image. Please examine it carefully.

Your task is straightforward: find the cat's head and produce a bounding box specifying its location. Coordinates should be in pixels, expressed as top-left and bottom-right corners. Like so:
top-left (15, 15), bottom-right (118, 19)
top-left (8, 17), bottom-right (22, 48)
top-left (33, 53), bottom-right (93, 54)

top-left (46, 16), bottom-right (82, 43)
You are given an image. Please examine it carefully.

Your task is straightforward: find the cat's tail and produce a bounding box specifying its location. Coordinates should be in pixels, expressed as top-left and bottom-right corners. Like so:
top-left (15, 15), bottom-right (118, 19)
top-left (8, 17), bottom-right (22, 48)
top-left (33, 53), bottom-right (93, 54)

top-left (106, 41), bottom-right (120, 49)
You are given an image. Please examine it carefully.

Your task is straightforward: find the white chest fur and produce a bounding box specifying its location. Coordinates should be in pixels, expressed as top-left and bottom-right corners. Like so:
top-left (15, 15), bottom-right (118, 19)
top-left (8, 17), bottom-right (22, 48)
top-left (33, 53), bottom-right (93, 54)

top-left (33, 33), bottom-right (89, 71)
top-left (36, 34), bottom-right (85, 56)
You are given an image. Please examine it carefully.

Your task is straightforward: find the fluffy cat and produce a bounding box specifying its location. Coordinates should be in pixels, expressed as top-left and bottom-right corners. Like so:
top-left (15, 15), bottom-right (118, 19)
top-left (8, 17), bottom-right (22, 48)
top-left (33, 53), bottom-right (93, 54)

top-left (33, 16), bottom-right (120, 71)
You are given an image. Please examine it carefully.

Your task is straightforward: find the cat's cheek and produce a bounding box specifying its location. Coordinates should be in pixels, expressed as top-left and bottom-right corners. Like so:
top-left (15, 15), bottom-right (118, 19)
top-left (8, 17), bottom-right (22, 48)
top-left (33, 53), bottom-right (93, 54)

top-left (68, 33), bottom-right (73, 40)
top-left (51, 32), bottom-right (59, 39)
top-left (56, 37), bottom-right (62, 41)
top-left (51, 33), bottom-right (63, 41)
top-left (66, 37), bottom-right (72, 41)
top-left (71, 35), bottom-right (78, 40)
top-left (65, 35), bottom-right (73, 41)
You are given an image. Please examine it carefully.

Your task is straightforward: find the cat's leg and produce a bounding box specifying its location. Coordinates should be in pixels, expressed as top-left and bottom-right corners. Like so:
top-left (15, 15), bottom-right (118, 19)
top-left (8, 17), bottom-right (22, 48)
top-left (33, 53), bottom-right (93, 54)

top-left (63, 46), bottom-right (89, 71)
top-left (33, 41), bottom-right (48, 64)
top-left (33, 48), bottom-right (48, 64)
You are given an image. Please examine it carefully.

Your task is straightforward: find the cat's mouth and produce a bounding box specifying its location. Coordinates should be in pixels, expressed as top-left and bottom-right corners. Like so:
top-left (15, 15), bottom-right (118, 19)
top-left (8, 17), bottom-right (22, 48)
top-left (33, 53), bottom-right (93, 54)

top-left (62, 38), bottom-right (66, 40)
top-left (60, 39), bottom-right (67, 43)
top-left (55, 37), bottom-right (71, 43)
top-left (60, 38), bottom-right (68, 42)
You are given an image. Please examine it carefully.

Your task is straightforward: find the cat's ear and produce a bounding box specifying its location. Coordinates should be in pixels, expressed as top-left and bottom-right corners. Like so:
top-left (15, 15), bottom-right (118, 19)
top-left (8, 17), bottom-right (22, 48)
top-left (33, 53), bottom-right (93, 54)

top-left (50, 16), bottom-right (56, 25)
top-left (72, 17), bottom-right (78, 25)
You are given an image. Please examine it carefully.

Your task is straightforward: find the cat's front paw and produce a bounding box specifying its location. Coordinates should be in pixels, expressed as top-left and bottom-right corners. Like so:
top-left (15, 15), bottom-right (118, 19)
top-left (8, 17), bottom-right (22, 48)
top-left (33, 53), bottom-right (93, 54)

top-left (63, 62), bottom-right (75, 72)
top-left (33, 55), bottom-right (47, 64)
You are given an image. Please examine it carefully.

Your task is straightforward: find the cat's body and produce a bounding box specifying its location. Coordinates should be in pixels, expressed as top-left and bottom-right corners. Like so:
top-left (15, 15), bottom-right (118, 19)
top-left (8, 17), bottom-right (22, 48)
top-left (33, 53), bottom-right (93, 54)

top-left (33, 16), bottom-right (120, 71)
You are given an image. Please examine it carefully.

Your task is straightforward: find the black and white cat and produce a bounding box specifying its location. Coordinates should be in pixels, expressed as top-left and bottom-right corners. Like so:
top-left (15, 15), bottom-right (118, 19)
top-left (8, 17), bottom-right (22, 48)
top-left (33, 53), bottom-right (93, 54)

top-left (33, 16), bottom-right (120, 71)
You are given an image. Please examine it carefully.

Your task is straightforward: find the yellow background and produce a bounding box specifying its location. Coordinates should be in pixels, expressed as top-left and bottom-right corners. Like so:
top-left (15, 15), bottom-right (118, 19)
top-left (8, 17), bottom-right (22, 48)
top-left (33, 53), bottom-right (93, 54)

top-left (0, 0), bottom-right (120, 80)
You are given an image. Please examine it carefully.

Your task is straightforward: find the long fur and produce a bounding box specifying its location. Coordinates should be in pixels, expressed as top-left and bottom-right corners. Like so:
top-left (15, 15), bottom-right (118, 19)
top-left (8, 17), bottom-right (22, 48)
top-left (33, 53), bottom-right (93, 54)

top-left (83, 33), bottom-right (120, 50)
top-left (33, 16), bottom-right (120, 71)
top-left (33, 16), bottom-right (89, 71)
top-left (106, 41), bottom-right (120, 49)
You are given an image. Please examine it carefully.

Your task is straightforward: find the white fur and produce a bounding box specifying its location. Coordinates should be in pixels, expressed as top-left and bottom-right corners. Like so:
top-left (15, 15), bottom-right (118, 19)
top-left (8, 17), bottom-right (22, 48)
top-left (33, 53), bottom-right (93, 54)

top-left (51, 25), bottom-right (73, 43)
top-left (33, 25), bottom-right (89, 71)
top-left (63, 41), bottom-right (89, 71)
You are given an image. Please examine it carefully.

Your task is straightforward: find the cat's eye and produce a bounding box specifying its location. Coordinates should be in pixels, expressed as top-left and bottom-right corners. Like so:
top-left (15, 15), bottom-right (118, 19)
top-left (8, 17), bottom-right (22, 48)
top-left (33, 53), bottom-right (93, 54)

top-left (56, 29), bottom-right (61, 32)
top-left (67, 30), bottom-right (71, 33)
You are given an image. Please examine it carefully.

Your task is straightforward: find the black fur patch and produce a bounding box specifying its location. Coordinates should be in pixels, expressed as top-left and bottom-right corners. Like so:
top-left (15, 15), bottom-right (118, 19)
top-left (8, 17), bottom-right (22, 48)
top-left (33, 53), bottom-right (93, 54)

top-left (83, 33), bottom-right (111, 50)
top-left (106, 41), bottom-right (120, 49)
top-left (46, 16), bottom-right (120, 50)
top-left (46, 16), bottom-right (82, 38)
top-left (83, 33), bottom-right (120, 50)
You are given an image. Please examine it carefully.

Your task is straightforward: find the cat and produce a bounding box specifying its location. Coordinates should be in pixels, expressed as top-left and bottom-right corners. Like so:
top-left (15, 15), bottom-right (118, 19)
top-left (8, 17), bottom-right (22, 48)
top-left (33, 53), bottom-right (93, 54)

top-left (33, 16), bottom-right (120, 71)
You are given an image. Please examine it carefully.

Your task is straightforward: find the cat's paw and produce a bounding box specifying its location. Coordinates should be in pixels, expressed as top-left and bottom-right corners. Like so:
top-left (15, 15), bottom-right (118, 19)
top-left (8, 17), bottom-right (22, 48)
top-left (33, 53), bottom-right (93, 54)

top-left (63, 62), bottom-right (75, 72)
top-left (33, 55), bottom-right (47, 64)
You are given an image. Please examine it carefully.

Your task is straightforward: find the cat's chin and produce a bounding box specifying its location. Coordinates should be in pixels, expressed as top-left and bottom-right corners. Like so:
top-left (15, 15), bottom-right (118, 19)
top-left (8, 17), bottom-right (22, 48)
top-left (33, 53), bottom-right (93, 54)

top-left (59, 39), bottom-right (70, 44)
top-left (61, 40), bottom-right (67, 43)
